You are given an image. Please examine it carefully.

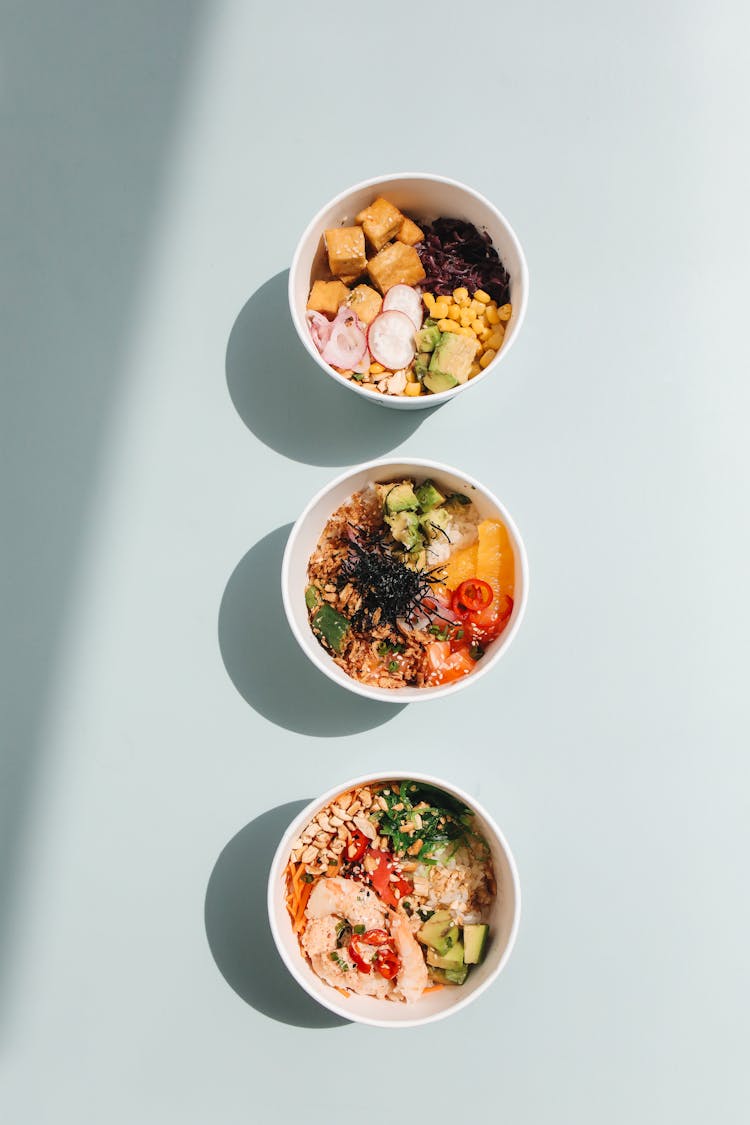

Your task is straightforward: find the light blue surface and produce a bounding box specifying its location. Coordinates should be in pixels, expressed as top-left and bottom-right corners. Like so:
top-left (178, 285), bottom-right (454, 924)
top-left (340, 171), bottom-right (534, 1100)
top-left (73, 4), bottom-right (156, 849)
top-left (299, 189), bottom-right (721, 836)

top-left (2, 1), bottom-right (749, 1121)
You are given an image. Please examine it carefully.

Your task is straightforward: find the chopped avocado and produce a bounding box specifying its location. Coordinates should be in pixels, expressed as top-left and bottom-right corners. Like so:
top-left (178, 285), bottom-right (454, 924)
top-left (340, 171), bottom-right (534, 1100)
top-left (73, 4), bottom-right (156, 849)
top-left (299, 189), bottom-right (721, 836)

top-left (417, 910), bottom-right (461, 956)
top-left (427, 332), bottom-right (479, 388)
top-left (428, 966), bottom-right (469, 987)
top-left (426, 941), bottom-right (465, 970)
top-left (386, 510), bottom-right (421, 550)
top-left (419, 507), bottom-right (450, 541)
top-left (423, 368), bottom-right (458, 394)
top-left (415, 479), bottom-right (446, 511)
top-left (416, 324), bottom-right (441, 352)
top-left (304, 585), bottom-right (320, 610)
top-left (311, 604), bottom-right (349, 654)
top-left (423, 317), bottom-right (438, 328)
top-left (415, 352), bottom-right (431, 380)
top-left (463, 923), bottom-right (489, 965)
top-left (384, 482), bottom-right (419, 514)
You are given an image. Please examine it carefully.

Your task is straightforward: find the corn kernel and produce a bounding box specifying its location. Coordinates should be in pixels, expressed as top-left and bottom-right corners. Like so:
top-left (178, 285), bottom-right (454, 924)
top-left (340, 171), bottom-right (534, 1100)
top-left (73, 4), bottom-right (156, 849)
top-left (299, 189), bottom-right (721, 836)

top-left (473, 289), bottom-right (491, 304)
top-left (422, 292), bottom-right (435, 309)
top-left (447, 304), bottom-right (461, 321)
top-left (498, 303), bottom-right (512, 321)
top-left (485, 305), bottom-right (500, 325)
top-left (479, 325), bottom-right (493, 341)
top-left (479, 349), bottom-right (496, 368)
top-left (469, 299), bottom-right (483, 317)
top-left (369, 362), bottom-right (385, 375)
top-left (468, 363), bottom-right (482, 379)
top-left (432, 302), bottom-right (450, 320)
top-left (471, 319), bottom-right (484, 333)
top-left (459, 309), bottom-right (472, 327)
top-left (405, 382), bottom-right (422, 396)
top-left (452, 287), bottom-right (469, 304)
top-left (438, 318), bottom-right (461, 333)
top-left (487, 329), bottom-right (505, 350)
top-left (458, 325), bottom-right (475, 337)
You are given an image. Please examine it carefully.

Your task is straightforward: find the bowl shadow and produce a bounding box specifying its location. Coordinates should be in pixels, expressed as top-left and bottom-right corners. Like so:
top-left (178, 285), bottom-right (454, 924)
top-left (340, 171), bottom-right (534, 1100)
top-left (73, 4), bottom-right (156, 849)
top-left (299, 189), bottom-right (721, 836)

top-left (204, 801), bottom-right (349, 1030)
top-left (218, 525), bottom-right (405, 736)
top-left (225, 271), bottom-right (437, 465)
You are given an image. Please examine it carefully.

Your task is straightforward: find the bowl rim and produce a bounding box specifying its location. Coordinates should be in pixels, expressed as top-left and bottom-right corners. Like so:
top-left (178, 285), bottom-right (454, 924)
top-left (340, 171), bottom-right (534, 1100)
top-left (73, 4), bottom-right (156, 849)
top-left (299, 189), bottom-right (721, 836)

top-left (288, 171), bottom-right (529, 407)
top-left (267, 769), bottom-right (522, 1029)
top-left (280, 456), bottom-right (530, 703)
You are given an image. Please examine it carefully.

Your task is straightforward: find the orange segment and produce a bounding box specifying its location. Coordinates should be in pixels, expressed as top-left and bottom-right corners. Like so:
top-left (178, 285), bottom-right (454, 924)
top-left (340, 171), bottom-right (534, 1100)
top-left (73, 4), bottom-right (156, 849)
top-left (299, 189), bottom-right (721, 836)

top-left (476, 519), bottom-right (515, 601)
top-left (442, 542), bottom-right (479, 591)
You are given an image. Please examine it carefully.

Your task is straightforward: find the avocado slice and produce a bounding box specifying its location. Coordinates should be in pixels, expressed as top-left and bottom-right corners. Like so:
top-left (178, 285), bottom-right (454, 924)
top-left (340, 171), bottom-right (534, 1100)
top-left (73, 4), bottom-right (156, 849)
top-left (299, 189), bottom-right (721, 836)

top-left (415, 479), bottom-right (446, 512)
top-left (417, 910), bottom-right (460, 956)
top-left (386, 510), bottom-right (421, 550)
top-left (428, 965), bottom-right (469, 987)
top-left (416, 324), bottom-right (441, 353)
top-left (423, 369), bottom-right (458, 394)
top-left (311, 604), bottom-right (350, 654)
top-left (419, 507), bottom-right (450, 542)
top-left (463, 923), bottom-right (489, 965)
top-left (384, 482), bottom-right (419, 514)
top-left (427, 941), bottom-right (465, 970)
top-left (414, 352), bottom-right (431, 380)
top-left (427, 333), bottom-right (478, 388)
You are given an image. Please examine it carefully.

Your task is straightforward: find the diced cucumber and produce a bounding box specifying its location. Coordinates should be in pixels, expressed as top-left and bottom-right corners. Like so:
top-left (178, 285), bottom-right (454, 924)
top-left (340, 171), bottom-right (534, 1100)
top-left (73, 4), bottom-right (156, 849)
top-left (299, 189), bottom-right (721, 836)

top-left (463, 923), bottom-right (489, 965)
top-left (311, 604), bottom-right (350, 654)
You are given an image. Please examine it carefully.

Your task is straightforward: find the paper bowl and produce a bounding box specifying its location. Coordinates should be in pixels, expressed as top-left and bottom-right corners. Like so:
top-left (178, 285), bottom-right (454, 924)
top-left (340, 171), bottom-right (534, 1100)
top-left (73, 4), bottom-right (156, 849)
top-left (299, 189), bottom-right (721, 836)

top-left (268, 771), bottom-right (521, 1028)
top-left (281, 457), bottom-right (529, 703)
top-left (289, 173), bottom-right (528, 410)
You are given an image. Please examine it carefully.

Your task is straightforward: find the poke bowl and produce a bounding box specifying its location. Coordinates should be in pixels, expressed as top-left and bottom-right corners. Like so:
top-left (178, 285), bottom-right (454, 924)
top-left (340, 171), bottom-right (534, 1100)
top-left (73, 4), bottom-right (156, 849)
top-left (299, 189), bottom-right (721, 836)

top-left (289, 173), bottom-right (528, 410)
top-left (281, 458), bottom-right (529, 703)
top-left (267, 771), bottom-right (521, 1028)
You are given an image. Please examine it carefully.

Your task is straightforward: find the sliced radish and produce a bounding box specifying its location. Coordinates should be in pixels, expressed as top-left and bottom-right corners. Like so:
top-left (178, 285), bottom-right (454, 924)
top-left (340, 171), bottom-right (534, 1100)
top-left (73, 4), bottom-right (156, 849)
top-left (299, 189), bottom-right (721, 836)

top-left (321, 306), bottom-right (367, 368)
top-left (382, 284), bottom-right (423, 330)
top-left (353, 348), bottom-right (371, 375)
top-left (367, 310), bottom-right (416, 370)
top-left (306, 310), bottom-right (333, 354)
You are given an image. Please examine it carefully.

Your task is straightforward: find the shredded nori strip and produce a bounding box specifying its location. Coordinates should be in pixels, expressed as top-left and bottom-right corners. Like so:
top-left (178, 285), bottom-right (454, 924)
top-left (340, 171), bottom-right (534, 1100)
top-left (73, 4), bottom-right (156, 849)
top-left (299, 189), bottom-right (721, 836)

top-left (417, 217), bottom-right (511, 305)
top-left (337, 524), bottom-right (440, 633)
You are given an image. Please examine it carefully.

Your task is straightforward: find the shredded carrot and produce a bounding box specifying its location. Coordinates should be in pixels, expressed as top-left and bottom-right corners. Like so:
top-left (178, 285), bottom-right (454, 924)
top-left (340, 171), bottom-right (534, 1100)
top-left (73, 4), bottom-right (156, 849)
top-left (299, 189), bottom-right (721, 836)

top-left (423, 984), bottom-right (445, 994)
top-left (333, 986), bottom-right (350, 998)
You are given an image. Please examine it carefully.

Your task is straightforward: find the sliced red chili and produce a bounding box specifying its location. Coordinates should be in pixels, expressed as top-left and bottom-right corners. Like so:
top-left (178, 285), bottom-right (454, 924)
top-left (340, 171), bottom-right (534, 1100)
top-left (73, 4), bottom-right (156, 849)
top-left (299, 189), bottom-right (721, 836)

top-left (348, 938), bottom-right (372, 974)
top-left (360, 928), bottom-right (390, 946)
top-left (374, 947), bottom-right (400, 980)
top-left (343, 829), bottom-right (369, 864)
top-left (452, 579), bottom-right (494, 615)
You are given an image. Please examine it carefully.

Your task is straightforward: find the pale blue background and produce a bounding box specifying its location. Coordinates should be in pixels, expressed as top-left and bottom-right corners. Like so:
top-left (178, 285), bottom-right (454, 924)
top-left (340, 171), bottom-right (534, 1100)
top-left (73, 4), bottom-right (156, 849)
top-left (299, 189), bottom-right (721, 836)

top-left (2, 1), bottom-right (749, 1121)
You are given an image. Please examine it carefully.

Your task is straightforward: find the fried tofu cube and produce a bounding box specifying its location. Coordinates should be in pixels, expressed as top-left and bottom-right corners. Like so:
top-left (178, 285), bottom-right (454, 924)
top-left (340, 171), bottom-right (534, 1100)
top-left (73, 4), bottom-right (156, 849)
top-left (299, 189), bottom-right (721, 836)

top-left (397, 217), bottom-right (424, 246)
top-left (355, 197), bottom-right (405, 252)
top-left (367, 242), bottom-right (426, 294)
top-left (345, 284), bottom-right (383, 326)
top-left (306, 279), bottom-right (351, 318)
top-left (323, 226), bottom-right (367, 282)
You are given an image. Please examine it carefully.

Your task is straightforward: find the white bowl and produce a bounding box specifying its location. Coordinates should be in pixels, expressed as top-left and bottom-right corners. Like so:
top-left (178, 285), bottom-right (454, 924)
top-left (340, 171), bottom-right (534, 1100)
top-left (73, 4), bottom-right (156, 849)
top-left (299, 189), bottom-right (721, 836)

top-left (289, 173), bottom-right (529, 411)
top-left (281, 457), bottom-right (529, 703)
top-left (267, 771), bottom-right (521, 1029)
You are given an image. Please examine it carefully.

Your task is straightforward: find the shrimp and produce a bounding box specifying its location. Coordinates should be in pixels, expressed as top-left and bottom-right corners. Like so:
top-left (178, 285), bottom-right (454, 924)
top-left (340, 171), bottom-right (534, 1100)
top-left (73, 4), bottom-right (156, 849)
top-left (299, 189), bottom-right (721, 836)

top-left (390, 913), bottom-right (430, 1003)
top-left (310, 951), bottom-right (395, 1000)
top-left (305, 876), bottom-right (387, 932)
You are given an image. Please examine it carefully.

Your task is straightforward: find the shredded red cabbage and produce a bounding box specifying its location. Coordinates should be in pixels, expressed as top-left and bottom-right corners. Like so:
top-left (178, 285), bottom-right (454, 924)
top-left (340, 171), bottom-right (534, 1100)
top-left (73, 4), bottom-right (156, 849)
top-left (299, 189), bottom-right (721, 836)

top-left (416, 218), bottom-right (510, 304)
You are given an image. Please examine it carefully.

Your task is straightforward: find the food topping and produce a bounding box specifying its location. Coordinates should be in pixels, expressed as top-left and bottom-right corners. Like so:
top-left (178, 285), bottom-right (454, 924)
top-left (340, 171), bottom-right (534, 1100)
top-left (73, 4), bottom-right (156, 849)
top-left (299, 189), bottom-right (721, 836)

top-left (285, 780), bottom-right (496, 1003)
top-left (305, 194), bottom-right (512, 396)
top-left (306, 478), bottom-right (515, 689)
